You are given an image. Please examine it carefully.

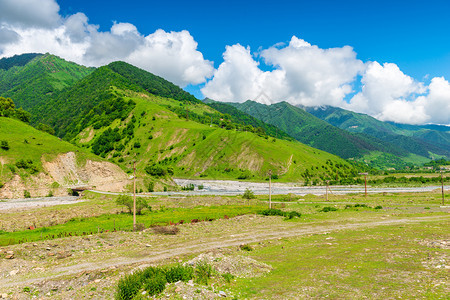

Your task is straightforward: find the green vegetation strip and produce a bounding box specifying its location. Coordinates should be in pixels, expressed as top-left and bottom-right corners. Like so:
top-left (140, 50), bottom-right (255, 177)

top-left (0, 205), bottom-right (262, 246)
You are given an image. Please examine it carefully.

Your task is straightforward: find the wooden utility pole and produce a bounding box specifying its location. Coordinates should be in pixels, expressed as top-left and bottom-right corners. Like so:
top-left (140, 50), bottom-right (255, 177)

top-left (269, 169), bottom-right (272, 209)
top-left (359, 172), bottom-right (368, 197)
top-left (133, 160), bottom-right (136, 231)
top-left (441, 171), bottom-right (444, 205)
top-left (326, 180), bottom-right (329, 201)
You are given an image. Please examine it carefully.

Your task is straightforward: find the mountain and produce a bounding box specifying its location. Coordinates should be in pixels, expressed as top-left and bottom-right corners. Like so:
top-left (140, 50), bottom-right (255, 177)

top-left (204, 98), bottom-right (293, 141)
top-left (224, 100), bottom-right (412, 161)
top-left (0, 53), bottom-right (94, 111)
top-left (71, 88), bottom-right (359, 186)
top-left (1, 55), bottom-right (361, 185)
top-left (0, 117), bottom-right (127, 198)
top-left (305, 105), bottom-right (450, 160)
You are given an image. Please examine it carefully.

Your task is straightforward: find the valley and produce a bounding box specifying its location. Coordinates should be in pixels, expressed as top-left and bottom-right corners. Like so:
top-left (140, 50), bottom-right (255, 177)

top-left (0, 53), bottom-right (448, 299)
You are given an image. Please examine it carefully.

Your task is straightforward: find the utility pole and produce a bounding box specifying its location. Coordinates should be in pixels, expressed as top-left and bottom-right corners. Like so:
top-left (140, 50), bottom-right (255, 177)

top-left (326, 180), bottom-right (329, 201)
top-left (133, 160), bottom-right (136, 231)
top-left (359, 172), bottom-right (368, 197)
top-left (441, 170), bottom-right (445, 205)
top-left (269, 169), bottom-right (272, 209)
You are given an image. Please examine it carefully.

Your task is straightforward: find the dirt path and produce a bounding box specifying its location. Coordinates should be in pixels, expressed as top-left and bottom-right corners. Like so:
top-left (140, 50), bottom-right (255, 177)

top-left (1, 215), bottom-right (448, 288)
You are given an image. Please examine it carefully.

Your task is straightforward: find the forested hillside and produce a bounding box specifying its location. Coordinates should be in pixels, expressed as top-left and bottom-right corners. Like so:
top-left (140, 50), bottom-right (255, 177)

top-left (227, 100), bottom-right (408, 160)
top-left (305, 105), bottom-right (450, 159)
top-left (0, 54), bottom-right (94, 110)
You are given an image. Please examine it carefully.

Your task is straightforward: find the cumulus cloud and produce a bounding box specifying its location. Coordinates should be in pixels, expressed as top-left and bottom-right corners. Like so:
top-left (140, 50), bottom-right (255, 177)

top-left (0, 0), bottom-right (213, 87)
top-left (0, 0), bottom-right (61, 28)
top-left (202, 37), bottom-right (450, 125)
top-left (348, 62), bottom-right (450, 125)
top-left (202, 36), bottom-right (364, 107)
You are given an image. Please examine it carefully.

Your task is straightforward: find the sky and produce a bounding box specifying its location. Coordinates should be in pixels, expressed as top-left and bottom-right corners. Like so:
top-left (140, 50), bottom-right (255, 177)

top-left (0, 0), bottom-right (449, 125)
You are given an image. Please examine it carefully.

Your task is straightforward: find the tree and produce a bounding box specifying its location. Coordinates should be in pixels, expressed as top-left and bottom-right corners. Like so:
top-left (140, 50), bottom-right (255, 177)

top-left (242, 188), bottom-right (256, 199)
top-left (116, 194), bottom-right (150, 215)
top-left (0, 97), bottom-right (15, 117)
top-left (14, 107), bottom-right (31, 123)
top-left (36, 123), bottom-right (55, 135)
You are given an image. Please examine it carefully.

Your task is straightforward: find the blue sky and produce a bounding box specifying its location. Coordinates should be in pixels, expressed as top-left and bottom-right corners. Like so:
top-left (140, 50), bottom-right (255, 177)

top-left (1, 0), bottom-right (449, 124)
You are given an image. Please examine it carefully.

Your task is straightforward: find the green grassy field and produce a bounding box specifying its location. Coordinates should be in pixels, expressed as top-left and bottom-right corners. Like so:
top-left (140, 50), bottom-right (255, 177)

top-left (0, 117), bottom-right (99, 182)
top-left (231, 220), bottom-right (449, 299)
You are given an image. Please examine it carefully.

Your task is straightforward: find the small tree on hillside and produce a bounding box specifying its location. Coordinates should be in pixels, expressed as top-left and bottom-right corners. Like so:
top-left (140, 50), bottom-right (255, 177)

top-left (116, 194), bottom-right (150, 215)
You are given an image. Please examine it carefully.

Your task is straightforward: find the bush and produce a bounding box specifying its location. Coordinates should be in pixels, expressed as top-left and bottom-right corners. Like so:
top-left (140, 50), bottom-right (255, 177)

top-left (320, 206), bottom-right (338, 212)
top-left (181, 184), bottom-right (195, 191)
top-left (0, 140), bottom-right (9, 150)
top-left (195, 260), bottom-right (214, 285)
top-left (46, 190), bottom-right (54, 197)
top-left (24, 190), bottom-right (31, 198)
top-left (242, 188), bottom-right (256, 199)
top-left (152, 226), bottom-right (179, 235)
top-left (164, 264), bottom-right (194, 283)
top-left (374, 205), bottom-right (383, 209)
top-left (143, 272), bottom-right (166, 296)
top-left (116, 194), bottom-right (150, 215)
top-left (115, 271), bottom-right (143, 300)
top-left (15, 159), bottom-right (38, 174)
top-left (222, 273), bottom-right (235, 283)
top-left (259, 209), bottom-right (301, 219)
top-left (147, 182), bottom-right (154, 192)
top-left (239, 244), bottom-right (253, 251)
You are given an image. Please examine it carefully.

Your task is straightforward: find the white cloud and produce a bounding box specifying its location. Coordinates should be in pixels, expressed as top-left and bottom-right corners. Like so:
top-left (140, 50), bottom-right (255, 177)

top-left (202, 36), bottom-right (364, 107)
top-left (347, 62), bottom-right (450, 125)
top-left (0, 0), bottom-right (61, 28)
top-left (0, 2), bottom-right (213, 87)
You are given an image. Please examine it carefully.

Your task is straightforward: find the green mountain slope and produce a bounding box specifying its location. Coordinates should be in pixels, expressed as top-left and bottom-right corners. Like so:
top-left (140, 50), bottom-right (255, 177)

top-left (226, 100), bottom-right (408, 160)
top-left (0, 53), bottom-right (94, 110)
top-left (204, 99), bottom-right (293, 141)
top-left (5, 58), bottom-right (360, 184)
top-left (0, 117), bottom-right (127, 198)
top-left (0, 53), bottom-right (42, 71)
top-left (305, 105), bottom-right (450, 159)
top-left (72, 89), bottom-right (359, 184)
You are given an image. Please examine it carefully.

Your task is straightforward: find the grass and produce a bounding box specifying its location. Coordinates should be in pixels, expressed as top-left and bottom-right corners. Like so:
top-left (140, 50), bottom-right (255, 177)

top-left (0, 203), bottom-right (263, 246)
top-left (0, 117), bottom-right (99, 180)
top-left (230, 219), bottom-right (449, 299)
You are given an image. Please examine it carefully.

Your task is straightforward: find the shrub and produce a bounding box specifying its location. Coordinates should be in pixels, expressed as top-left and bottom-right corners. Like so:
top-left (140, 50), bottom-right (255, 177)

top-left (15, 159), bottom-right (38, 174)
top-left (239, 244), bottom-right (253, 251)
top-left (164, 264), bottom-right (194, 283)
top-left (143, 272), bottom-right (166, 296)
top-left (116, 194), bottom-right (150, 215)
top-left (198, 184), bottom-right (204, 190)
top-left (320, 206), bottom-right (338, 212)
top-left (152, 226), bottom-right (179, 235)
top-left (374, 205), bottom-right (383, 209)
top-left (286, 211), bottom-right (301, 219)
top-left (259, 208), bottom-right (285, 216)
top-left (147, 182), bottom-right (154, 192)
top-left (242, 188), bottom-right (256, 199)
top-left (222, 273), bottom-right (235, 283)
top-left (181, 184), bottom-right (195, 191)
top-left (0, 140), bottom-right (9, 150)
top-left (24, 190), bottom-right (31, 198)
top-left (195, 260), bottom-right (214, 285)
top-left (46, 190), bottom-right (54, 197)
top-left (115, 271), bottom-right (143, 300)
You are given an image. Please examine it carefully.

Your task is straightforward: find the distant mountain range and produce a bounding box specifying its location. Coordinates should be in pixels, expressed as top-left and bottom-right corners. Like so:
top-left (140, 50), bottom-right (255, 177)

top-left (205, 100), bottom-right (449, 169)
top-left (1, 52), bottom-right (448, 182)
top-left (304, 105), bottom-right (450, 158)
